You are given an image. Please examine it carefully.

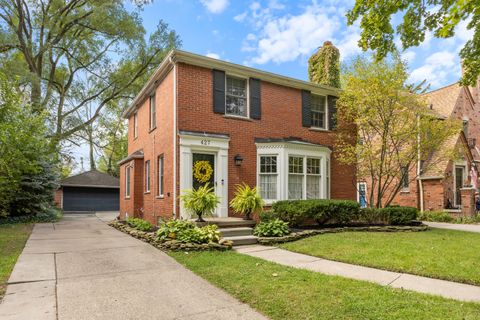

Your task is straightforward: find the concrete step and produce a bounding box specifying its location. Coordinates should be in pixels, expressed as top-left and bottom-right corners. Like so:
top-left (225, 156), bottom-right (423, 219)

top-left (196, 218), bottom-right (256, 228)
top-left (220, 227), bottom-right (254, 237)
top-left (223, 235), bottom-right (258, 246)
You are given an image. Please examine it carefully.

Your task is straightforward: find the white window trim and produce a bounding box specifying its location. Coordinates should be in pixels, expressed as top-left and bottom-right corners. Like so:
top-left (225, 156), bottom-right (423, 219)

top-left (256, 142), bottom-right (331, 205)
top-left (133, 113), bottom-right (138, 139)
top-left (225, 74), bottom-right (250, 119)
top-left (453, 162), bottom-right (467, 207)
top-left (145, 160), bottom-right (151, 193)
top-left (125, 166), bottom-right (131, 198)
top-left (149, 94), bottom-right (156, 130)
top-left (310, 94), bottom-right (328, 130)
top-left (158, 155), bottom-right (164, 198)
top-left (258, 154), bottom-right (280, 203)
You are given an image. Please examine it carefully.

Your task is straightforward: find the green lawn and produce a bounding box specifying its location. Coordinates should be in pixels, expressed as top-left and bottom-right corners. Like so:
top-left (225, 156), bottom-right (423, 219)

top-left (171, 251), bottom-right (480, 320)
top-left (280, 228), bottom-right (480, 285)
top-left (0, 224), bottom-right (32, 300)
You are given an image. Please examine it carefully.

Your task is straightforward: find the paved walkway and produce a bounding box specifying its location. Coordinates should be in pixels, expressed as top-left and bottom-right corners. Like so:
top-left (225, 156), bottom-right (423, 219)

top-left (235, 245), bottom-right (480, 303)
top-left (0, 213), bottom-right (266, 320)
top-left (424, 221), bottom-right (480, 233)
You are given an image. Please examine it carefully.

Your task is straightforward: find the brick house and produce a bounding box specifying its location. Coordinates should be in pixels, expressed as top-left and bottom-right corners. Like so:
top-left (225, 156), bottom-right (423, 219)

top-left (358, 80), bottom-right (480, 216)
top-left (118, 50), bottom-right (356, 225)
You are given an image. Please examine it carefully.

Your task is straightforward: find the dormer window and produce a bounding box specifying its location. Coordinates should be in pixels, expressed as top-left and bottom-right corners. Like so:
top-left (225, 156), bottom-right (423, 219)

top-left (226, 76), bottom-right (247, 117)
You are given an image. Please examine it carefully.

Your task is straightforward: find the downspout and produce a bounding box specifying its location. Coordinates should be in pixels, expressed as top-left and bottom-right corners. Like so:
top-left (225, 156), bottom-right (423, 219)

top-left (172, 58), bottom-right (177, 218)
top-left (417, 115), bottom-right (424, 212)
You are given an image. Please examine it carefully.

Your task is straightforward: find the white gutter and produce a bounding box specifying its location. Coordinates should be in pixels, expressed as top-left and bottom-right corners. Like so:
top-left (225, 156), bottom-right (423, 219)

top-left (172, 59), bottom-right (177, 218)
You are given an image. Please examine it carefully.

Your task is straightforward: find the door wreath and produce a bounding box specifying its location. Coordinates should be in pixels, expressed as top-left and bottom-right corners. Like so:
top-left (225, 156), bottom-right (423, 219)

top-left (193, 160), bottom-right (213, 183)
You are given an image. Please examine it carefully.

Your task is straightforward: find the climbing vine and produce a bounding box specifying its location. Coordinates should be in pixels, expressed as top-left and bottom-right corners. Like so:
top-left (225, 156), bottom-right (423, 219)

top-left (308, 41), bottom-right (341, 88)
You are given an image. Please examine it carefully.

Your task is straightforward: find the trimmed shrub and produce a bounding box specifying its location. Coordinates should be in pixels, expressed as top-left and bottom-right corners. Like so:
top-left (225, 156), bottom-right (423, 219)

top-left (254, 219), bottom-right (290, 237)
top-left (272, 199), bottom-right (360, 226)
top-left (126, 218), bottom-right (154, 232)
top-left (418, 211), bottom-right (454, 223)
top-left (357, 207), bottom-right (390, 225)
top-left (378, 206), bottom-right (418, 225)
top-left (258, 210), bottom-right (280, 222)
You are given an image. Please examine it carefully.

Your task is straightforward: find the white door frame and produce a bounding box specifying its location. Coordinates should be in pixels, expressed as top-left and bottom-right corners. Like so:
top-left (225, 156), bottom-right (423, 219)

top-left (179, 132), bottom-right (229, 219)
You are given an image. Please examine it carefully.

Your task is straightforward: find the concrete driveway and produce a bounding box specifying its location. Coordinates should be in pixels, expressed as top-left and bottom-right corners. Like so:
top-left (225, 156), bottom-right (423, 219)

top-left (424, 221), bottom-right (480, 233)
top-left (0, 213), bottom-right (266, 320)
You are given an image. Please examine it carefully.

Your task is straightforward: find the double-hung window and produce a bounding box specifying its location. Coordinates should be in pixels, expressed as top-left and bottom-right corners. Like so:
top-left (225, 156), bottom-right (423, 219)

top-left (125, 166), bottom-right (131, 198)
top-left (226, 76), bottom-right (247, 117)
top-left (259, 156), bottom-right (277, 200)
top-left (311, 94), bottom-right (327, 129)
top-left (400, 166), bottom-right (409, 190)
top-left (158, 155), bottom-right (164, 197)
top-left (288, 156), bottom-right (304, 199)
top-left (306, 158), bottom-right (321, 199)
top-left (149, 94), bottom-right (156, 130)
top-left (145, 160), bottom-right (150, 193)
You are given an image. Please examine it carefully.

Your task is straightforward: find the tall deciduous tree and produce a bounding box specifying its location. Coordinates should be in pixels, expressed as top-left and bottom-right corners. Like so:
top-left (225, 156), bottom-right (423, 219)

top-left (0, 0), bottom-right (180, 144)
top-left (336, 55), bottom-right (461, 208)
top-left (308, 41), bottom-right (341, 88)
top-left (347, 0), bottom-right (480, 86)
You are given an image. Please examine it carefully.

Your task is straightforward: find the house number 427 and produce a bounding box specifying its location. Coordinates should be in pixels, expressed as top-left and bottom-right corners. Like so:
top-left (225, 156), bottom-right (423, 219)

top-left (200, 139), bottom-right (211, 146)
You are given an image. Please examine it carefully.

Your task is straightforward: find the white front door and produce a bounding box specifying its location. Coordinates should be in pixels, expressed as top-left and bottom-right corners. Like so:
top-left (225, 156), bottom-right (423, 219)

top-left (179, 133), bottom-right (229, 219)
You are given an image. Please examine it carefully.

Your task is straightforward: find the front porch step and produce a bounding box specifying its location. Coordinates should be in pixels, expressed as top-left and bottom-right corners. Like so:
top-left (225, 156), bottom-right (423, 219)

top-left (195, 218), bottom-right (256, 228)
top-left (219, 227), bottom-right (254, 237)
top-left (223, 235), bottom-right (258, 246)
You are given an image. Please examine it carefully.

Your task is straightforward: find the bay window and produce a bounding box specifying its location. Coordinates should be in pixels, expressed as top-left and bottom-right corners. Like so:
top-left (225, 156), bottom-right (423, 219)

top-left (288, 156), bottom-right (304, 199)
top-left (259, 156), bottom-right (277, 200)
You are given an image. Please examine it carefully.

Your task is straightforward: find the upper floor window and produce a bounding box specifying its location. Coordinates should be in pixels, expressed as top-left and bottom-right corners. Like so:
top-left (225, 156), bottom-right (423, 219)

top-left (145, 160), bottom-right (151, 193)
top-left (133, 113), bottom-right (138, 139)
top-left (226, 76), bottom-right (247, 117)
top-left (400, 166), bottom-right (409, 190)
top-left (311, 94), bottom-right (327, 129)
top-left (463, 119), bottom-right (468, 137)
top-left (150, 94), bottom-right (156, 130)
top-left (259, 155), bottom-right (277, 200)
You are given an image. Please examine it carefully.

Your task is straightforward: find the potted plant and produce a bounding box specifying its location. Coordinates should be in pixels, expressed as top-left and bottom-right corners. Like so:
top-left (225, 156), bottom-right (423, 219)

top-left (230, 183), bottom-right (264, 220)
top-left (180, 183), bottom-right (220, 222)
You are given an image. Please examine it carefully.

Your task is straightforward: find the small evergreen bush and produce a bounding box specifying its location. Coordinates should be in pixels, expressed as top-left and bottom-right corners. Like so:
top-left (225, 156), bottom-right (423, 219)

top-left (156, 219), bottom-right (220, 244)
top-left (379, 206), bottom-right (418, 225)
top-left (254, 219), bottom-right (290, 237)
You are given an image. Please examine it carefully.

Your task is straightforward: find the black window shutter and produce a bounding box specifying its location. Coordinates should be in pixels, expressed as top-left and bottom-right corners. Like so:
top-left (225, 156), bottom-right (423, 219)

top-left (249, 78), bottom-right (261, 119)
top-left (327, 95), bottom-right (337, 130)
top-left (301, 90), bottom-right (311, 127)
top-left (213, 69), bottom-right (225, 114)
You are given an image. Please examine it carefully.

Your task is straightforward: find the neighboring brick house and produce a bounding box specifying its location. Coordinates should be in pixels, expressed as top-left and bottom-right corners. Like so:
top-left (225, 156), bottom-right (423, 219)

top-left (358, 80), bottom-right (480, 216)
top-left (118, 50), bottom-right (356, 225)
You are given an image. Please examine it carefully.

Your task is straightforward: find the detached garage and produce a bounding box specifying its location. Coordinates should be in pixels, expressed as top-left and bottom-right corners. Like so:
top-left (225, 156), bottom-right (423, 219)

top-left (55, 170), bottom-right (120, 213)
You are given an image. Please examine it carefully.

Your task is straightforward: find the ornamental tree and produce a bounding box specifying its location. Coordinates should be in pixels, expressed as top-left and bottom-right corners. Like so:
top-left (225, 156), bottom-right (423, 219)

top-left (347, 0), bottom-right (480, 86)
top-left (335, 55), bottom-right (461, 208)
top-left (308, 41), bottom-right (341, 88)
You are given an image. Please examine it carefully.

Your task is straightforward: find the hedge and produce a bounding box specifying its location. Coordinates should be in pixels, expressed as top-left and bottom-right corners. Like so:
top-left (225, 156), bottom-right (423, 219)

top-left (262, 200), bottom-right (418, 226)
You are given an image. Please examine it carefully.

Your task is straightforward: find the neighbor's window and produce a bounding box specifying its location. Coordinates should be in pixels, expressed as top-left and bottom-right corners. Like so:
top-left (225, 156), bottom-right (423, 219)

top-left (150, 94), bottom-right (156, 130)
top-left (306, 158), bottom-right (321, 199)
top-left (326, 159), bottom-right (330, 198)
top-left (145, 160), bottom-right (151, 192)
top-left (400, 166), bottom-right (409, 189)
top-left (288, 156), bottom-right (304, 199)
top-left (311, 94), bottom-right (327, 128)
top-left (133, 113), bottom-right (138, 139)
top-left (259, 156), bottom-right (277, 200)
top-left (158, 155), bottom-right (164, 197)
top-left (226, 76), bottom-right (247, 117)
top-left (125, 166), bottom-right (131, 198)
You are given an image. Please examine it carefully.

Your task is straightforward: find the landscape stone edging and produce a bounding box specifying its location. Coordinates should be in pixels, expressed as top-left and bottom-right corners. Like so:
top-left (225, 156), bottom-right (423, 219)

top-left (108, 220), bottom-right (232, 251)
top-left (258, 224), bottom-right (429, 244)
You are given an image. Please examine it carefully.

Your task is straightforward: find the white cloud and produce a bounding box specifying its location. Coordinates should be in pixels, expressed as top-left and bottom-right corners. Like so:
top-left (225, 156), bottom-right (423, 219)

top-left (234, 11), bottom-right (247, 22)
top-left (200, 0), bottom-right (229, 14)
top-left (401, 50), bottom-right (416, 63)
top-left (206, 52), bottom-right (220, 59)
top-left (409, 51), bottom-right (458, 88)
top-left (241, 3), bottom-right (341, 65)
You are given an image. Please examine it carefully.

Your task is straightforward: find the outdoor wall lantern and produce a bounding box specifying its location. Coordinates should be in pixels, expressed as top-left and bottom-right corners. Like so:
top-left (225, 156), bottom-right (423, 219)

top-left (234, 154), bottom-right (243, 166)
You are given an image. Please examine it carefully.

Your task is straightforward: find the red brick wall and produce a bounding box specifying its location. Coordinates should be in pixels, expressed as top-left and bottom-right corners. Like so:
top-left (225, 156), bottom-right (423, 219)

top-left (175, 62), bottom-right (356, 215)
top-left (54, 188), bottom-right (63, 209)
top-left (119, 69), bottom-right (175, 225)
top-left (422, 179), bottom-right (444, 211)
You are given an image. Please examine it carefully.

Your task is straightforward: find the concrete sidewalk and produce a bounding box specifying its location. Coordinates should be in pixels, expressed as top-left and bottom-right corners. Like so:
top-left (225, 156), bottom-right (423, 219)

top-left (0, 213), bottom-right (267, 320)
top-left (235, 245), bottom-right (480, 303)
top-left (424, 221), bottom-right (480, 233)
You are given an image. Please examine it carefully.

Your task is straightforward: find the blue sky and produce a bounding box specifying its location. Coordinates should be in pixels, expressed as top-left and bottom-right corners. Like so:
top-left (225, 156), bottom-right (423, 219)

top-left (73, 0), bottom-right (473, 171)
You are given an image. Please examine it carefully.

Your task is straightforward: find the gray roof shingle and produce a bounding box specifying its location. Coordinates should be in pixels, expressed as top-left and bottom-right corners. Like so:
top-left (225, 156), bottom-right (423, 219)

top-left (60, 170), bottom-right (120, 188)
